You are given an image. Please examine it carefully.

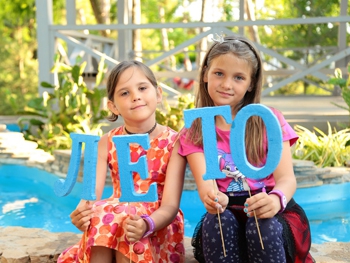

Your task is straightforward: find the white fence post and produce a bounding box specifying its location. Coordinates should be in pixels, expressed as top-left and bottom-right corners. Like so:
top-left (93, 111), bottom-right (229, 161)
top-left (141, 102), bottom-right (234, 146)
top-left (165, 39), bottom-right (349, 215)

top-left (333, 0), bottom-right (349, 95)
top-left (66, 0), bottom-right (76, 59)
top-left (36, 0), bottom-right (55, 95)
top-left (117, 0), bottom-right (132, 61)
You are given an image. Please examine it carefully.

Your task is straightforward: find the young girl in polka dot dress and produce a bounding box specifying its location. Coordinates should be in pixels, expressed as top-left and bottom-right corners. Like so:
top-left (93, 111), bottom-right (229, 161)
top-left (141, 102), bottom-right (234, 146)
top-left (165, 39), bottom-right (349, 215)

top-left (57, 61), bottom-right (186, 263)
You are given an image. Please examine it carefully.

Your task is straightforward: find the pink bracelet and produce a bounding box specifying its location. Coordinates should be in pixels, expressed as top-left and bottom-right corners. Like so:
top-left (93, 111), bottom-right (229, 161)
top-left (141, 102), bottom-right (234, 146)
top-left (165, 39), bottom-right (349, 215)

top-left (141, 215), bottom-right (155, 238)
top-left (268, 189), bottom-right (287, 213)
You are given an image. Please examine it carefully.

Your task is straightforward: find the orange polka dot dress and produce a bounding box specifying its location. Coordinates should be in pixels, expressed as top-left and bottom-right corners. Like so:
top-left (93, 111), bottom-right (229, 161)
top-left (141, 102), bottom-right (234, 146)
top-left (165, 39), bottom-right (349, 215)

top-left (57, 126), bottom-right (185, 263)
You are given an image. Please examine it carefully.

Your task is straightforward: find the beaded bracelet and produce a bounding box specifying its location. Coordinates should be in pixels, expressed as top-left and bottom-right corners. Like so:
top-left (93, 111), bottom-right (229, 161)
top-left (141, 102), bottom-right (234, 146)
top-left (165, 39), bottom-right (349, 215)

top-left (141, 214), bottom-right (155, 238)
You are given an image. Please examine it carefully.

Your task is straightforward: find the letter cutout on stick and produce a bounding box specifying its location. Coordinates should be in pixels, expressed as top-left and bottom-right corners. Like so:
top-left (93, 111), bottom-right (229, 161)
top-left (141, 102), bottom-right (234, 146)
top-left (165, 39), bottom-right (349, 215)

top-left (184, 106), bottom-right (232, 180)
top-left (54, 133), bottom-right (100, 200)
top-left (230, 104), bottom-right (282, 180)
top-left (112, 134), bottom-right (158, 202)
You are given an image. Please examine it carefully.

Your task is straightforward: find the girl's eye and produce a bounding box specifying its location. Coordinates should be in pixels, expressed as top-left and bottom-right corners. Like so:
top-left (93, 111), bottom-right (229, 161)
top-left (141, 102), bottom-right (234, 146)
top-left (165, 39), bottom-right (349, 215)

top-left (235, 76), bottom-right (244, 81)
top-left (139, 86), bottom-right (147, 91)
top-left (120, 91), bottom-right (129, 96)
top-left (215, 72), bottom-right (223, 77)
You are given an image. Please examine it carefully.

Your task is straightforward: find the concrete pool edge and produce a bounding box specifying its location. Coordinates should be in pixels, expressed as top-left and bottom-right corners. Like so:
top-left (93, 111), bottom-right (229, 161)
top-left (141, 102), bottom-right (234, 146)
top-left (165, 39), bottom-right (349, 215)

top-left (0, 226), bottom-right (349, 263)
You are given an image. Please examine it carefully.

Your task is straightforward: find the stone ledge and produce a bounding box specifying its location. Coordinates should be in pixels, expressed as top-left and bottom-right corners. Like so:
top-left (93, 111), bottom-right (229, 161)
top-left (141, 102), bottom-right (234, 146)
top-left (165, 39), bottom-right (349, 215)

top-left (0, 227), bottom-right (349, 263)
top-left (0, 227), bottom-right (81, 263)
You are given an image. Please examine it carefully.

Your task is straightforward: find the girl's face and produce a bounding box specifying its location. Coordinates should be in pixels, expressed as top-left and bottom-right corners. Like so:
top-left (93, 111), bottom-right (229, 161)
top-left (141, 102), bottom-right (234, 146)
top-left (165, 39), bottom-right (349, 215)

top-left (108, 67), bottom-right (162, 123)
top-left (204, 53), bottom-right (252, 109)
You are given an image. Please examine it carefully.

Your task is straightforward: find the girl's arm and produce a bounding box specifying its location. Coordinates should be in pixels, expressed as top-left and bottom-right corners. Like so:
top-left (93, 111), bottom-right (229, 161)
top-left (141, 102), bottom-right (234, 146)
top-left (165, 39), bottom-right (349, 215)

top-left (270, 140), bottom-right (297, 201)
top-left (94, 134), bottom-right (108, 200)
top-left (70, 134), bottom-right (108, 231)
top-left (126, 141), bottom-right (186, 242)
top-left (187, 152), bottom-right (228, 214)
top-left (245, 141), bottom-right (296, 218)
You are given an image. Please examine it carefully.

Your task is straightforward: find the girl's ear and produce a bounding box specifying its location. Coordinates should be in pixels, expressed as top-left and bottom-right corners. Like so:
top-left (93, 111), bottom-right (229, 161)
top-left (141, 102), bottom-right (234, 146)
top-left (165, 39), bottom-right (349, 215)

top-left (107, 100), bottom-right (120, 115)
top-left (156, 86), bottom-right (163, 103)
top-left (203, 67), bottom-right (209, 83)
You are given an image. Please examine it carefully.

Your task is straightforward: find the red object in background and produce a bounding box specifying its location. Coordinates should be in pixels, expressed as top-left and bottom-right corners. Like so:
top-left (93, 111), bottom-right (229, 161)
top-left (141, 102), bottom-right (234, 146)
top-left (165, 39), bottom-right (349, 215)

top-left (173, 77), bottom-right (194, 90)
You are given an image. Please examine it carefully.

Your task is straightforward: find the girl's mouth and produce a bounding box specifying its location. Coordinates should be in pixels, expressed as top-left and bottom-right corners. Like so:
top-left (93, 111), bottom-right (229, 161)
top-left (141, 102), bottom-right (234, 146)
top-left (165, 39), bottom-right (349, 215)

top-left (218, 91), bottom-right (233, 97)
top-left (131, 104), bottom-right (145, 110)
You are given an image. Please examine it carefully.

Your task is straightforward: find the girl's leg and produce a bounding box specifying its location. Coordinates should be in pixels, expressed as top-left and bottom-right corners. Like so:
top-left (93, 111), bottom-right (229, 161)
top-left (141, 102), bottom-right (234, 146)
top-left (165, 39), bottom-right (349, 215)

top-left (246, 217), bottom-right (286, 263)
top-left (202, 210), bottom-right (246, 263)
top-left (115, 250), bottom-right (134, 263)
top-left (90, 246), bottom-right (114, 263)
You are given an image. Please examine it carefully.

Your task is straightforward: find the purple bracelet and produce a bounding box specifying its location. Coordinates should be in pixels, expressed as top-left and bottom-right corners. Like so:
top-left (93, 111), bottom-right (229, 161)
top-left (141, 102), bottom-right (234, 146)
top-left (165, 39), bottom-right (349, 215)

top-left (141, 215), bottom-right (155, 238)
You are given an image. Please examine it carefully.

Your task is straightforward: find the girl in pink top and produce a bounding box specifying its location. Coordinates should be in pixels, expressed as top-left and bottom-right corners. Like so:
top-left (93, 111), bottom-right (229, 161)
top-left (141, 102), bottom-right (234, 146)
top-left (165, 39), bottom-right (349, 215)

top-left (179, 35), bottom-right (314, 263)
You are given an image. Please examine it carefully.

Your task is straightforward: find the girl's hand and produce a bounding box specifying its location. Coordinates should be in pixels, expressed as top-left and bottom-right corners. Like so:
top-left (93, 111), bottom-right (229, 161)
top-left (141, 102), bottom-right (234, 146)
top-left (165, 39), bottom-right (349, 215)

top-left (203, 189), bottom-right (229, 214)
top-left (244, 192), bottom-right (280, 218)
top-left (70, 201), bottom-right (93, 232)
top-left (125, 214), bottom-right (147, 243)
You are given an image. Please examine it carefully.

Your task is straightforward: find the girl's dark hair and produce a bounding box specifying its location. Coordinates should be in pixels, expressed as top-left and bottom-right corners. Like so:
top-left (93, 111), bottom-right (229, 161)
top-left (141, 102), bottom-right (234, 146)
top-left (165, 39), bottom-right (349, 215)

top-left (189, 34), bottom-right (266, 166)
top-left (106, 60), bottom-right (158, 122)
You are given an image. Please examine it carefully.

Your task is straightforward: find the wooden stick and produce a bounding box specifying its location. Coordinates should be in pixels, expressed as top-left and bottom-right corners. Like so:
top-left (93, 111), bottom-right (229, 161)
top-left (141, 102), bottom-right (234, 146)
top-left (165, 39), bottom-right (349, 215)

top-left (248, 189), bottom-right (264, 250)
top-left (82, 200), bottom-right (90, 263)
top-left (213, 181), bottom-right (227, 257)
top-left (128, 202), bottom-right (132, 263)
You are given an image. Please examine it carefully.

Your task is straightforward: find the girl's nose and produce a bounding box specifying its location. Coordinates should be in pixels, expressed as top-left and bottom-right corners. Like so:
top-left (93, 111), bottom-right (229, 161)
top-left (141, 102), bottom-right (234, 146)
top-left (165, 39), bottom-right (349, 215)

top-left (131, 93), bottom-right (141, 102)
top-left (222, 78), bottom-right (232, 89)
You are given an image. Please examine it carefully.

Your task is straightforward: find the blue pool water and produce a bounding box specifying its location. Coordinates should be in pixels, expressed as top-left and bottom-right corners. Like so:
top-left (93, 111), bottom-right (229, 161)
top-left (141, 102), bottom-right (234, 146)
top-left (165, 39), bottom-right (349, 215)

top-left (1, 164), bottom-right (349, 244)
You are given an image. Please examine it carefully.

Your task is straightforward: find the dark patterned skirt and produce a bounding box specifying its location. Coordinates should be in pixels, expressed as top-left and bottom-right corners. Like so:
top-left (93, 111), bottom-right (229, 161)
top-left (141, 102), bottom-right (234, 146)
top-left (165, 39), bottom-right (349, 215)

top-left (191, 196), bottom-right (315, 263)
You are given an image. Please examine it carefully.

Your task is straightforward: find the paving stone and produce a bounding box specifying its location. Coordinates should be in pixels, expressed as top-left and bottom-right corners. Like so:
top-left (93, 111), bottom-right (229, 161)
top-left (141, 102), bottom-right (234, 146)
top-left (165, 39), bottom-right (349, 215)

top-left (296, 180), bottom-right (324, 188)
top-left (0, 226), bottom-right (348, 263)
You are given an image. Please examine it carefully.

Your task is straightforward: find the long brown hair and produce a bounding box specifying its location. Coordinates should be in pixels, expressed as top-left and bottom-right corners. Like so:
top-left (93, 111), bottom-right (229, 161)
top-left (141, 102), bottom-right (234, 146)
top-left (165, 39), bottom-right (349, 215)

top-left (188, 34), bottom-right (265, 166)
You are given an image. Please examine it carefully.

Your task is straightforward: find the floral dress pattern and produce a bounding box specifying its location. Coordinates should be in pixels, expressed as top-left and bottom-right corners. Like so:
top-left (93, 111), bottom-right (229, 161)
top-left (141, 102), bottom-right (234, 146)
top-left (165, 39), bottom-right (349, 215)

top-left (57, 127), bottom-right (185, 263)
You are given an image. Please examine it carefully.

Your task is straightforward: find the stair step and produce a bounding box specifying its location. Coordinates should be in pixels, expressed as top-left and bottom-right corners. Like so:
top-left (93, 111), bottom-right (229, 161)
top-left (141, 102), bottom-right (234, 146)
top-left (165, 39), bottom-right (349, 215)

top-left (0, 132), bottom-right (24, 140)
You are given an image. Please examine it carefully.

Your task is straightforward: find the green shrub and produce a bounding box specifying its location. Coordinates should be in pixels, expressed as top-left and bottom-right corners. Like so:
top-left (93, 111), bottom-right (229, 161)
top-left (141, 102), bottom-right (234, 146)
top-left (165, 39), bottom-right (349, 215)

top-left (329, 63), bottom-right (350, 127)
top-left (293, 123), bottom-right (350, 167)
top-left (18, 55), bottom-right (109, 153)
top-left (156, 93), bottom-right (195, 131)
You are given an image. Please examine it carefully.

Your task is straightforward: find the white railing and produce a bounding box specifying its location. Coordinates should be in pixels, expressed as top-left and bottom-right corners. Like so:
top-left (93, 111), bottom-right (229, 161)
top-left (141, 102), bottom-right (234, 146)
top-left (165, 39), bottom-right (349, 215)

top-left (36, 0), bottom-right (350, 97)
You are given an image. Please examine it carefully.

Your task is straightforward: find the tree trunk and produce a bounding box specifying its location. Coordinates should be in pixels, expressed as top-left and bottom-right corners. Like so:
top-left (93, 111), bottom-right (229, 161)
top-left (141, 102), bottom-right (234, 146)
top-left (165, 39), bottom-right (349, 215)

top-left (132, 0), bottom-right (142, 61)
top-left (89, 0), bottom-right (111, 37)
top-left (158, 4), bottom-right (175, 70)
top-left (245, 0), bottom-right (260, 44)
top-left (197, 0), bottom-right (209, 68)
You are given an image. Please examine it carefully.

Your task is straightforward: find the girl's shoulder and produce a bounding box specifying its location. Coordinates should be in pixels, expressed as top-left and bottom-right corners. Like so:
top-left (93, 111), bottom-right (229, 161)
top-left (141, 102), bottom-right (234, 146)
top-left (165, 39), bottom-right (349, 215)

top-left (266, 106), bottom-right (298, 145)
top-left (266, 106), bottom-right (287, 125)
top-left (107, 126), bottom-right (124, 137)
top-left (267, 106), bottom-right (283, 117)
top-left (155, 125), bottom-right (178, 142)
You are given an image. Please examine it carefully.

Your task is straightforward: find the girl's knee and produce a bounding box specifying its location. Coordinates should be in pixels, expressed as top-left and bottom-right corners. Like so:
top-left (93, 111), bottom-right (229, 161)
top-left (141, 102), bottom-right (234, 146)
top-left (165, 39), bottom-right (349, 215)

top-left (203, 210), bottom-right (236, 226)
top-left (246, 217), bottom-right (284, 246)
top-left (90, 246), bottom-right (114, 263)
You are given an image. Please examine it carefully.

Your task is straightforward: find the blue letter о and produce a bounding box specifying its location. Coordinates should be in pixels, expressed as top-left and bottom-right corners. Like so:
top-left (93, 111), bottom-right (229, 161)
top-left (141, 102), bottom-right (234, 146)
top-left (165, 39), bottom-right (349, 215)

top-left (184, 104), bottom-right (282, 181)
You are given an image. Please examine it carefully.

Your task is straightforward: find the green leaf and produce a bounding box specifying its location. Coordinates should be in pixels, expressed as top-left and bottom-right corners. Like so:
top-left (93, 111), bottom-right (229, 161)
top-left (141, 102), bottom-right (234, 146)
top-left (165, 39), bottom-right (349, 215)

top-left (41, 81), bottom-right (55, 88)
top-left (95, 57), bottom-right (106, 87)
top-left (51, 63), bottom-right (72, 73)
top-left (79, 61), bottom-right (87, 75)
top-left (52, 125), bottom-right (62, 135)
top-left (71, 65), bottom-right (81, 83)
top-left (29, 119), bottom-right (45, 126)
top-left (345, 140), bottom-right (350, 147)
top-left (16, 110), bottom-right (47, 118)
top-left (328, 78), bottom-right (347, 86)
top-left (27, 98), bottom-right (44, 110)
